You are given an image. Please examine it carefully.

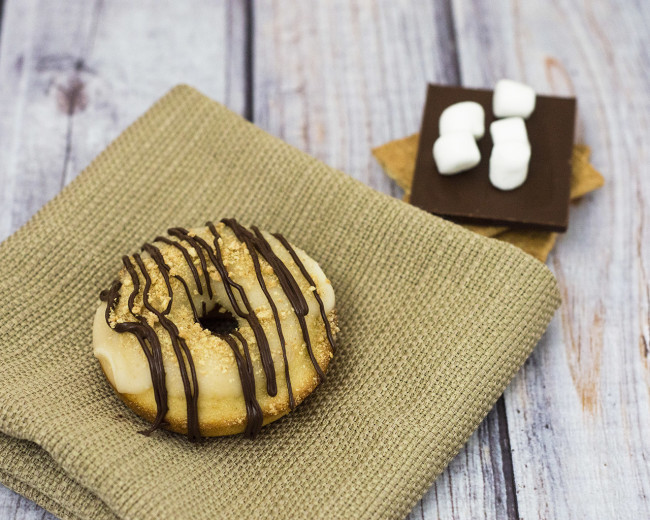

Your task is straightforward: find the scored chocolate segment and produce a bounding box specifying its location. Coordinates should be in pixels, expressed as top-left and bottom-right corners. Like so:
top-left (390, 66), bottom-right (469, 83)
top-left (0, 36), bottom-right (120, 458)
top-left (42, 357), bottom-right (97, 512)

top-left (410, 84), bottom-right (576, 232)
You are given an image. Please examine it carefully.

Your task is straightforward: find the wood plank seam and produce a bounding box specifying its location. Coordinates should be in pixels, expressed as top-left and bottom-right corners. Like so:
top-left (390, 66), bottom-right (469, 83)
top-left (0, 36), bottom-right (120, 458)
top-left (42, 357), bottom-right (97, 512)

top-left (445, 2), bottom-right (523, 516)
top-left (495, 396), bottom-right (520, 520)
top-left (244, 0), bottom-right (254, 122)
top-left (439, 0), bottom-right (461, 84)
top-left (441, 1), bottom-right (522, 517)
top-left (0, 0), bottom-right (5, 52)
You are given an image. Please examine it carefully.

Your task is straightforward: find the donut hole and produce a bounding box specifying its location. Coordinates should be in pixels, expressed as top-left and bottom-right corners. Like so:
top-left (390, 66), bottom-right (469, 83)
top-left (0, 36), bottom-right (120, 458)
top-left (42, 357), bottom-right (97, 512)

top-left (198, 306), bottom-right (239, 335)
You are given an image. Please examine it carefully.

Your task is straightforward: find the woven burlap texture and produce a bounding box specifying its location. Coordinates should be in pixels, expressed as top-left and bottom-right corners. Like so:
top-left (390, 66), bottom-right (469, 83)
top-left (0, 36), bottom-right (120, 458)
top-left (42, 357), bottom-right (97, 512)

top-left (0, 85), bottom-right (560, 520)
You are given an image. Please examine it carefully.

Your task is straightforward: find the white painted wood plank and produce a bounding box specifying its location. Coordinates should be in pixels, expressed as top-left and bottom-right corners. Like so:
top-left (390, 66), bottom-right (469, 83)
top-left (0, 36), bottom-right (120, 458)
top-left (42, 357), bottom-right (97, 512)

top-left (254, 0), bottom-right (456, 195)
top-left (451, 0), bottom-right (650, 517)
top-left (253, 2), bottom-right (517, 519)
top-left (0, 488), bottom-right (54, 520)
top-left (0, 0), bottom-right (246, 241)
top-left (0, 0), bottom-right (246, 517)
top-left (0, 0), bottom-right (96, 241)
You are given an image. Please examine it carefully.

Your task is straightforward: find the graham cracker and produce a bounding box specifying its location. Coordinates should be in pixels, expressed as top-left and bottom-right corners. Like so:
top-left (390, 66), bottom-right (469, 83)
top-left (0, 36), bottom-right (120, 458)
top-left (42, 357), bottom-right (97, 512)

top-left (372, 134), bottom-right (604, 260)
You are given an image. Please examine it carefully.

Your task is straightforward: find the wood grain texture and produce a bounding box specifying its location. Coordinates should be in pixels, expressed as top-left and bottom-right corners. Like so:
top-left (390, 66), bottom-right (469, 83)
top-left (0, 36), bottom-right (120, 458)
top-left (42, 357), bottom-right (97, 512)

top-left (0, 0), bottom-right (246, 241)
top-left (0, 0), bottom-right (246, 515)
top-left (451, 0), bottom-right (650, 517)
top-left (0, 492), bottom-right (52, 520)
top-left (253, 0), bottom-right (457, 195)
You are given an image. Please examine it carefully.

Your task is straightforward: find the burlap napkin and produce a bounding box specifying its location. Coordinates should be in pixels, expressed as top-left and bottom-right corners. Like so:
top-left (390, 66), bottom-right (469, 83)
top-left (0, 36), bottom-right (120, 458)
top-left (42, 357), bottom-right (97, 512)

top-left (372, 134), bottom-right (605, 261)
top-left (0, 86), bottom-right (560, 520)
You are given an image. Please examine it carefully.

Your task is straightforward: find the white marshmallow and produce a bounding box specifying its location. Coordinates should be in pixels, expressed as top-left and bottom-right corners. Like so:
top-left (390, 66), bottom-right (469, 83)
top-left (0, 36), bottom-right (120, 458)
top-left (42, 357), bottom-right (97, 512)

top-left (433, 132), bottom-right (481, 175)
top-left (493, 79), bottom-right (536, 119)
top-left (490, 117), bottom-right (529, 145)
top-left (439, 101), bottom-right (485, 139)
top-left (489, 142), bottom-right (531, 190)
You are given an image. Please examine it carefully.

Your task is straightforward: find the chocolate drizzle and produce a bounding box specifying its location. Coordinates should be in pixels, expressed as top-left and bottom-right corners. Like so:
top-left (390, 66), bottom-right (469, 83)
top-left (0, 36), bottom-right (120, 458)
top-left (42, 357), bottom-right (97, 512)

top-left (167, 229), bottom-right (213, 299)
top-left (133, 252), bottom-right (200, 440)
top-left (176, 225), bottom-right (279, 397)
top-left (223, 330), bottom-right (264, 437)
top-left (99, 220), bottom-right (335, 440)
top-left (103, 262), bottom-right (169, 434)
top-left (220, 219), bottom-right (297, 409)
top-left (154, 236), bottom-right (204, 295)
top-left (272, 233), bottom-right (337, 351)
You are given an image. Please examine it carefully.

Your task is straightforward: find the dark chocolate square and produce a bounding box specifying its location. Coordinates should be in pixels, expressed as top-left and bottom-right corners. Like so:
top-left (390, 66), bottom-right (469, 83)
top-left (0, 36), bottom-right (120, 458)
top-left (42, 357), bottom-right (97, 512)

top-left (409, 84), bottom-right (576, 232)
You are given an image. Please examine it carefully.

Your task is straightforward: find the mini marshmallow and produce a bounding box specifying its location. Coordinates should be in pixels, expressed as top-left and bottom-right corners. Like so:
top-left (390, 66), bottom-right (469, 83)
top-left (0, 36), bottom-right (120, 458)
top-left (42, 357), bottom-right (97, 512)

top-left (439, 101), bottom-right (485, 139)
top-left (489, 142), bottom-right (531, 190)
top-left (490, 117), bottom-right (529, 145)
top-left (433, 132), bottom-right (481, 175)
top-left (493, 79), bottom-right (536, 119)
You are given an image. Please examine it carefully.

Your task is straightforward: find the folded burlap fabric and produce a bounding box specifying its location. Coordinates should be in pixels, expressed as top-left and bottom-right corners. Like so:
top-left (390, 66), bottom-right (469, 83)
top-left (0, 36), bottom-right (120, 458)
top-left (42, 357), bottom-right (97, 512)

top-left (0, 86), bottom-right (560, 520)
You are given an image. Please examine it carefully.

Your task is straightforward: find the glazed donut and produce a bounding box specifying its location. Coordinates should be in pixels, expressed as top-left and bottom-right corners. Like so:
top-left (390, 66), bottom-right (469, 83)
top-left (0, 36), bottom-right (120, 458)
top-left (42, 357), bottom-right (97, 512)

top-left (93, 219), bottom-right (337, 440)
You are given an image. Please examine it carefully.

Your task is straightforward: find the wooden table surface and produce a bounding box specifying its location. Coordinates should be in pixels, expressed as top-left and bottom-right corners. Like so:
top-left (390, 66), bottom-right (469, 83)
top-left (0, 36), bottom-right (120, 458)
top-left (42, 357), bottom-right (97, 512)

top-left (0, 1), bottom-right (648, 518)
